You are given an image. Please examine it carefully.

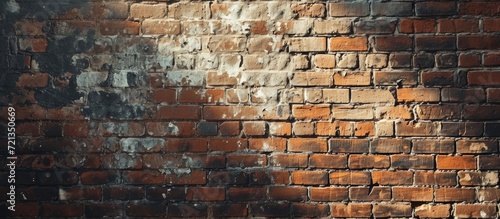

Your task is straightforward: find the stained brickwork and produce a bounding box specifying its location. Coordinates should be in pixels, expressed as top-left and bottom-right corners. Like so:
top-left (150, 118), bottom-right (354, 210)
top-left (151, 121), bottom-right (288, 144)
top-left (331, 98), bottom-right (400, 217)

top-left (1, 0), bottom-right (500, 218)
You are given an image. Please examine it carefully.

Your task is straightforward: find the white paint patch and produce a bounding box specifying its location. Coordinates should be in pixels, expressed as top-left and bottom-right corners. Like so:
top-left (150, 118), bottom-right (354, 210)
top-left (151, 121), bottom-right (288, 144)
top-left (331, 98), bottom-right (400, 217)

top-left (76, 72), bottom-right (108, 87)
top-left (480, 211), bottom-right (487, 218)
top-left (112, 70), bottom-right (130, 87)
top-left (167, 122), bottom-right (180, 136)
top-left (6, 0), bottom-right (20, 13)
top-left (59, 189), bottom-right (69, 200)
top-left (162, 193), bottom-right (167, 199)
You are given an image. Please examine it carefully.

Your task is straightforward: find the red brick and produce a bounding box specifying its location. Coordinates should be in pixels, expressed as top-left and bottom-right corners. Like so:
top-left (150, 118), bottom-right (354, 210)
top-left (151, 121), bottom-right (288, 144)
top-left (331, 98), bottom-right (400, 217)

top-left (484, 52), bottom-right (500, 66)
top-left (331, 203), bottom-right (371, 218)
top-left (459, 2), bottom-right (500, 15)
top-left (249, 138), bottom-right (286, 152)
top-left (484, 18), bottom-right (500, 32)
top-left (250, 171), bottom-right (290, 185)
top-left (416, 36), bottom-right (456, 51)
top-left (292, 203), bottom-right (330, 218)
top-left (421, 71), bottom-right (454, 86)
top-left (330, 171), bottom-right (370, 185)
top-left (167, 138), bottom-right (207, 152)
top-left (438, 19), bottom-right (479, 33)
top-left (203, 106), bottom-right (289, 121)
top-left (208, 138), bottom-right (247, 152)
top-left (329, 37), bottom-right (368, 51)
top-left (179, 88), bottom-right (224, 103)
top-left (391, 154), bottom-right (434, 170)
top-left (19, 38), bottom-right (48, 52)
top-left (435, 188), bottom-right (476, 202)
top-left (487, 88), bottom-right (500, 104)
top-left (187, 187), bottom-right (225, 201)
top-left (416, 1), bottom-right (456, 16)
top-left (371, 138), bottom-right (411, 154)
top-left (373, 203), bottom-right (412, 218)
top-left (415, 172), bottom-right (457, 186)
top-left (10, 203), bottom-right (39, 217)
top-left (398, 88), bottom-right (440, 102)
top-left (219, 121), bottom-right (240, 136)
top-left (228, 187), bottom-right (266, 201)
top-left (349, 155), bottom-right (390, 169)
top-left (126, 203), bottom-right (165, 217)
top-left (330, 139), bottom-right (369, 153)
top-left (333, 71), bottom-right (371, 86)
top-left (227, 154), bottom-right (266, 168)
top-left (375, 36), bottom-right (412, 51)
top-left (415, 204), bottom-right (451, 218)
top-left (457, 140), bottom-right (498, 154)
top-left (374, 71), bottom-right (417, 86)
top-left (292, 104), bottom-right (330, 120)
top-left (479, 155), bottom-right (500, 170)
top-left (42, 204), bottom-right (83, 217)
top-left (288, 138), bottom-right (328, 152)
top-left (459, 36), bottom-right (500, 50)
top-left (102, 186), bottom-right (144, 200)
top-left (63, 122), bottom-right (88, 137)
top-left (14, 21), bottom-right (45, 36)
top-left (310, 154), bottom-right (347, 169)
top-left (310, 187), bottom-right (348, 201)
top-left (146, 122), bottom-right (195, 137)
top-left (16, 73), bottom-right (49, 88)
top-left (459, 171), bottom-right (499, 186)
top-left (372, 171), bottom-right (412, 185)
top-left (292, 171), bottom-right (328, 185)
top-left (459, 53), bottom-right (481, 67)
top-left (270, 153), bottom-right (308, 168)
top-left (269, 187), bottom-right (307, 201)
top-left (125, 171), bottom-right (165, 185)
top-left (242, 121), bottom-right (266, 136)
top-left (316, 121), bottom-right (353, 136)
top-left (437, 155), bottom-right (476, 170)
top-left (212, 204), bottom-right (247, 217)
top-left (155, 106), bottom-right (200, 120)
top-left (349, 187), bottom-right (391, 201)
top-left (393, 187), bottom-right (434, 201)
top-left (99, 21), bottom-right (139, 35)
top-left (468, 71), bottom-right (500, 85)
top-left (329, 2), bottom-right (369, 17)
top-left (455, 204), bottom-right (498, 218)
top-left (250, 203), bottom-right (290, 218)
top-left (399, 19), bottom-right (436, 33)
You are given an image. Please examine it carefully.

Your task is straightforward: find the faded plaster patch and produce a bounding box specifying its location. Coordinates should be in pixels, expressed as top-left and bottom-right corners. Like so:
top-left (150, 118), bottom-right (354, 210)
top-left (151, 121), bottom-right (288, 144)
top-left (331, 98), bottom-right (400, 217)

top-left (6, 0), bottom-right (20, 13)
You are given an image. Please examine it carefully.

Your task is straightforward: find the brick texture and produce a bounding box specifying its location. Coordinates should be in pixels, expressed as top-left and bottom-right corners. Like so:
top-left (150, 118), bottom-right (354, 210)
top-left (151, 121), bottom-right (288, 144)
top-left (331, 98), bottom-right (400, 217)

top-left (1, 0), bottom-right (499, 218)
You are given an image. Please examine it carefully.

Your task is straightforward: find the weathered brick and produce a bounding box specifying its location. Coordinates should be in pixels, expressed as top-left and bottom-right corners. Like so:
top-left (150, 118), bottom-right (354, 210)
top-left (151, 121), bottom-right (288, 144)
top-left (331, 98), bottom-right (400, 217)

top-left (373, 204), bottom-right (412, 218)
top-left (416, 1), bottom-right (457, 16)
top-left (331, 203), bottom-right (372, 218)
top-left (354, 18), bottom-right (396, 34)
top-left (372, 171), bottom-right (412, 185)
top-left (435, 188), bottom-right (475, 202)
top-left (292, 171), bottom-right (328, 185)
top-left (329, 171), bottom-right (370, 185)
top-left (130, 3), bottom-right (167, 19)
top-left (415, 204), bottom-right (451, 218)
top-left (269, 187), bottom-right (307, 201)
top-left (288, 138), bottom-right (328, 152)
top-left (438, 18), bottom-right (479, 33)
top-left (350, 187), bottom-right (391, 201)
top-left (349, 155), bottom-right (390, 169)
top-left (289, 37), bottom-right (326, 52)
top-left (313, 19), bottom-right (351, 34)
top-left (392, 155), bottom-right (434, 170)
top-left (310, 187), bottom-right (348, 201)
top-left (372, 1), bottom-right (412, 16)
top-left (415, 172), bottom-right (457, 186)
top-left (393, 187), bottom-right (434, 201)
top-left (310, 154), bottom-right (347, 169)
top-left (292, 104), bottom-right (330, 120)
top-left (351, 89), bottom-right (394, 104)
top-left (329, 1), bottom-right (369, 17)
top-left (292, 203), bottom-right (330, 218)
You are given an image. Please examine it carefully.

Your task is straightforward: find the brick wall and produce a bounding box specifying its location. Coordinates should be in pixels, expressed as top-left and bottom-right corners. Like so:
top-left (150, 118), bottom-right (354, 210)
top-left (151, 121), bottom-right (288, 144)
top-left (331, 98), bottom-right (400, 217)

top-left (1, 0), bottom-right (500, 218)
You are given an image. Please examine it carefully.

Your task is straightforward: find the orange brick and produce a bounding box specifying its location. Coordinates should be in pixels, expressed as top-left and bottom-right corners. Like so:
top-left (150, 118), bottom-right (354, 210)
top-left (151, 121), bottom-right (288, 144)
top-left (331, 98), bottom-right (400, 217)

top-left (397, 88), bottom-right (440, 102)
top-left (292, 171), bottom-right (328, 185)
top-left (437, 155), bottom-right (476, 170)
top-left (310, 187), bottom-right (348, 201)
top-left (329, 37), bottom-right (368, 51)
top-left (288, 138), bottom-right (328, 152)
top-left (292, 104), bottom-right (330, 120)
